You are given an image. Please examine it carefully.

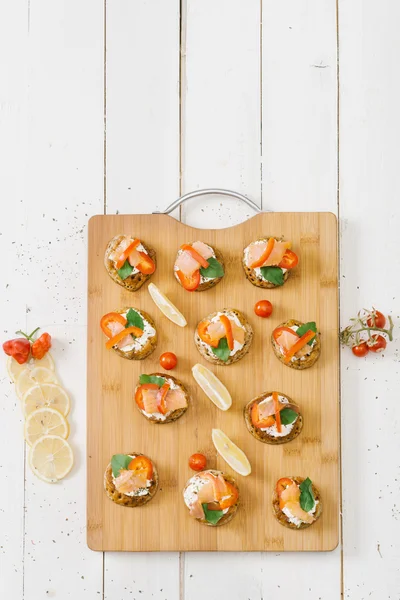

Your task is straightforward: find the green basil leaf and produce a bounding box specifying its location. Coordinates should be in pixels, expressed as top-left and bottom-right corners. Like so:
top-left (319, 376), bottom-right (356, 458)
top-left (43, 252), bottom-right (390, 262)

top-left (295, 321), bottom-right (317, 345)
top-left (299, 477), bottom-right (315, 512)
top-left (117, 260), bottom-right (134, 280)
top-left (260, 266), bottom-right (284, 286)
top-left (125, 308), bottom-right (145, 331)
top-left (139, 374), bottom-right (165, 387)
top-left (211, 337), bottom-right (231, 362)
top-left (199, 257), bottom-right (224, 279)
top-left (111, 454), bottom-right (132, 478)
top-left (202, 503), bottom-right (224, 525)
top-left (280, 407), bottom-right (298, 425)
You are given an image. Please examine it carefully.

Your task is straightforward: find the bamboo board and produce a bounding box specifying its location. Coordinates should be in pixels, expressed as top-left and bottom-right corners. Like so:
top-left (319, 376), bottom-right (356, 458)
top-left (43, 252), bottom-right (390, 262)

top-left (87, 212), bottom-right (339, 552)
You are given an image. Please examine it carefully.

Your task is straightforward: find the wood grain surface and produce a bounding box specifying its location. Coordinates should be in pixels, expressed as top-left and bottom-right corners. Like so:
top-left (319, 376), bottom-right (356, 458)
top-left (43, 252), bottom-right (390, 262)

top-left (87, 211), bottom-right (339, 552)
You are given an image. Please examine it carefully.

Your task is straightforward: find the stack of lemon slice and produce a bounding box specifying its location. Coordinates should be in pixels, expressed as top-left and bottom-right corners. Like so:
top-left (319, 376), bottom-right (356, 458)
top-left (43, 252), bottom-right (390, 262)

top-left (7, 354), bottom-right (74, 483)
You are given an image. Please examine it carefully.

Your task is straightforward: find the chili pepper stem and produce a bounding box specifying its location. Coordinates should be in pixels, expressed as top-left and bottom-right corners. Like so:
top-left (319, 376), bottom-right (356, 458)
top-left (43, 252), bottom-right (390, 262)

top-left (15, 327), bottom-right (40, 342)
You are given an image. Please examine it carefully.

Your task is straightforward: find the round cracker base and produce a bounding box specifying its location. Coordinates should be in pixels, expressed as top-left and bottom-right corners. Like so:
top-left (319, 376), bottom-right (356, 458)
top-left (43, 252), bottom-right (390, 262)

top-left (194, 308), bottom-right (253, 366)
top-left (111, 308), bottom-right (157, 361)
top-left (243, 393), bottom-right (303, 445)
top-left (272, 476), bottom-right (322, 529)
top-left (183, 470), bottom-right (239, 527)
top-left (242, 237), bottom-right (290, 288)
top-left (135, 372), bottom-right (190, 424)
top-left (271, 319), bottom-right (321, 370)
top-left (104, 235), bottom-right (156, 292)
top-left (104, 453), bottom-right (159, 507)
top-left (174, 244), bottom-right (225, 292)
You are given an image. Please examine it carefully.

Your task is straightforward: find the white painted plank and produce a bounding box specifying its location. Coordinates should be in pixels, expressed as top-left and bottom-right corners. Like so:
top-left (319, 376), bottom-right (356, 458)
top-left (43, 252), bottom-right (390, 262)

top-left (339, 1), bottom-right (400, 597)
top-left (105, 1), bottom-right (181, 598)
top-left (13, 1), bottom-right (105, 598)
top-left (262, 0), bottom-right (338, 212)
top-left (0, 3), bottom-right (28, 597)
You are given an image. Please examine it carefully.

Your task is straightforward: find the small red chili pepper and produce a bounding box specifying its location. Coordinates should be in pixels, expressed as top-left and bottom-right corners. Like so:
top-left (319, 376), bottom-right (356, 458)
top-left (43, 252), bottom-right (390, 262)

top-left (2, 338), bottom-right (31, 364)
top-left (31, 333), bottom-right (52, 359)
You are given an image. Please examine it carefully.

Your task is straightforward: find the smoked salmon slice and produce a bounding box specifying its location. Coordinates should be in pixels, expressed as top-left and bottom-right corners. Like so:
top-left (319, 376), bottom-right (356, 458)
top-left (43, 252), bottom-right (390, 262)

top-left (141, 386), bottom-right (187, 414)
top-left (191, 241), bottom-right (214, 260)
top-left (206, 319), bottom-right (245, 346)
top-left (175, 250), bottom-right (201, 276)
top-left (246, 240), bottom-right (290, 268)
top-left (188, 472), bottom-right (228, 518)
top-left (114, 469), bottom-right (148, 494)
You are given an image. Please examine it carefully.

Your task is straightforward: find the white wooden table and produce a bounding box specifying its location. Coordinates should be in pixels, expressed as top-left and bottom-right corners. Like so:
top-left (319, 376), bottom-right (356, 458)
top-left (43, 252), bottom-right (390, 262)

top-left (1, 1), bottom-right (399, 598)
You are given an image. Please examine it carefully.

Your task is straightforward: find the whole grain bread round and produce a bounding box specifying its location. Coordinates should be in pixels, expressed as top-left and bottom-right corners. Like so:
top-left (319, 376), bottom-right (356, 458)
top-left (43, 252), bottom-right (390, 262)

top-left (242, 237), bottom-right (290, 288)
top-left (135, 372), bottom-right (190, 424)
top-left (271, 319), bottom-right (321, 370)
top-left (110, 308), bottom-right (157, 360)
top-left (194, 308), bottom-right (253, 366)
top-left (272, 476), bottom-right (322, 529)
top-left (183, 470), bottom-right (239, 527)
top-left (104, 235), bottom-right (156, 291)
top-left (243, 392), bottom-right (303, 445)
top-left (104, 453), bottom-right (159, 507)
top-left (174, 243), bottom-right (225, 292)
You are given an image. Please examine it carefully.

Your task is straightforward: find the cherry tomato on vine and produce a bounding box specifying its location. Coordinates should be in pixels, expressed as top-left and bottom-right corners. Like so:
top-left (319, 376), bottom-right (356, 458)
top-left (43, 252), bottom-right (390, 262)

top-left (366, 310), bottom-right (386, 329)
top-left (189, 453), bottom-right (207, 471)
top-left (159, 352), bottom-right (177, 370)
top-left (367, 334), bottom-right (387, 353)
top-left (352, 342), bottom-right (369, 357)
top-left (254, 300), bottom-right (273, 318)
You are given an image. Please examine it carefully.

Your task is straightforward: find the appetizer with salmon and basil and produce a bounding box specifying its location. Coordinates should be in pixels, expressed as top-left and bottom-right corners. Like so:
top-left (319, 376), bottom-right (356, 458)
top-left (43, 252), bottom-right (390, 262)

top-left (100, 308), bottom-right (157, 360)
top-left (183, 469), bottom-right (239, 526)
top-left (244, 391), bottom-right (303, 445)
top-left (272, 319), bottom-right (320, 369)
top-left (272, 476), bottom-right (322, 529)
top-left (104, 452), bottom-right (158, 507)
top-left (104, 235), bottom-right (156, 291)
top-left (174, 241), bottom-right (225, 291)
top-left (135, 373), bottom-right (189, 423)
top-left (242, 237), bottom-right (298, 288)
top-left (194, 309), bottom-right (253, 365)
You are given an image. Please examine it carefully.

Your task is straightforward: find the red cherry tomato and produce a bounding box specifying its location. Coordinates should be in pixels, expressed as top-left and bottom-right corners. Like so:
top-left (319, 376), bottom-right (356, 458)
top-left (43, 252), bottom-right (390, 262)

top-left (352, 342), bottom-right (369, 357)
top-left (366, 310), bottom-right (386, 329)
top-left (278, 249), bottom-right (299, 270)
top-left (189, 453), bottom-right (207, 471)
top-left (367, 334), bottom-right (387, 353)
top-left (159, 352), bottom-right (177, 370)
top-left (254, 300), bottom-right (273, 318)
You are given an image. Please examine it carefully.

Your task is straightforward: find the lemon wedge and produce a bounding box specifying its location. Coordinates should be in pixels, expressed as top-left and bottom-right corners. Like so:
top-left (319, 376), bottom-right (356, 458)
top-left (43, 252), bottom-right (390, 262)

top-left (29, 435), bottom-right (74, 483)
top-left (24, 407), bottom-right (69, 447)
top-left (7, 353), bottom-right (55, 383)
top-left (16, 366), bottom-right (59, 400)
top-left (211, 428), bottom-right (252, 476)
top-left (148, 283), bottom-right (187, 327)
top-left (22, 383), bottom-right (70, 418)
top-left (192, 363), bottom-right (232, 411)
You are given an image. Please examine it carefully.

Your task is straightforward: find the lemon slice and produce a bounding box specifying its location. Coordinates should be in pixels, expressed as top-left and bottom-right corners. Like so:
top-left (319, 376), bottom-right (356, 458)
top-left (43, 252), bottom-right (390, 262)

top-left (24, 407), bottom-right (69, 446)
top-left (22, 383), bottom-right (70, 417)
top-left (192, 363), bottom-right (232, 411)
top-left (7, 353), bottom-right (55, 383)
top-left (16, 366), bottom-right (59, 399)
top-left (211, 428), bottom-right (252, 476)
top-left (29, 435), bottom-right (74, 483)
top-left (148, 283), bottom-right (187, 327)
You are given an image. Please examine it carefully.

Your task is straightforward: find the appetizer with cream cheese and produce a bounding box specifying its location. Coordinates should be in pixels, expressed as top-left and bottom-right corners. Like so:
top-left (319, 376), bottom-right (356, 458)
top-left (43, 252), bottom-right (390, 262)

top-left (135, 372), bottom-right (189, 423)
top-left (104, 235), bottom-right (156, 291)
top-left (174, 241), bottom-right (225, 291)
top-left (104, 453), bottom-right (158, 507)
top-left (242, 237), bottom-right (298, 288)
top-left (100, 308), bottom-right (157, 360)
top-left (272, 476), bottom-right (322, 529)
top-left (244, 391), bottom-right (303, 444)
top-left (194, 308), bottom-right (253, 366)
top-left (271, 319), bottom-right (320, 370)
top-left (183, 469), bottom-right (239, 526)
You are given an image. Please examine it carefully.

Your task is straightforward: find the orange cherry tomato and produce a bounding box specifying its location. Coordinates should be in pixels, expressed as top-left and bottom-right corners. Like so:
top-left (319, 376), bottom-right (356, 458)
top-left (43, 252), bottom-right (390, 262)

top-left (367, 334), bottom-right (387, 353)
top-left (100, 312), bottom-right (128, 338)
top-left (159, 352), bottom-right (177, 370)
top-left (128, 455), bottom-right (153, 480)
top-left (136, 251), bottom-right (156, 275)
top-left (276, 477), bottom-right (294, 496)
top-left (366, 310), bottom-right (386, 329)
top-left (189, 453), bottom-right (207, 471)
top-left (180, 244), bottom-right (209, 269)
top-left (254, 300), bottom-right (273, 318)
top-left (134, 383), bottom-right (159, 410)
top-left (278, 249), bottom-right (299, 270)
top-left (115, 239), bottom-right (140, 269)
top-left (352, 342), bottom-right (369, 357)
top-left (156, 382), bottom-right (171, 415)
top-left (218, 481), bottom-right (239, 510)
top-left (176, 268), bottom-right (201, 291)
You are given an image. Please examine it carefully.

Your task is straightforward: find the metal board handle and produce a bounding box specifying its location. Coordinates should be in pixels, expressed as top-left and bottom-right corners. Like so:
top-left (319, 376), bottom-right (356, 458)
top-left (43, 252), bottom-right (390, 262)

top-left (153, 188), bottom-right (263, 215)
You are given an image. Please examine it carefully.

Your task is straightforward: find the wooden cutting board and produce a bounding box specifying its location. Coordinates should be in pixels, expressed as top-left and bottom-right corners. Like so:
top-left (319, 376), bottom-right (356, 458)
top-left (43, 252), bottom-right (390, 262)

top-left (87, 212), bottom-right (339, 552)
